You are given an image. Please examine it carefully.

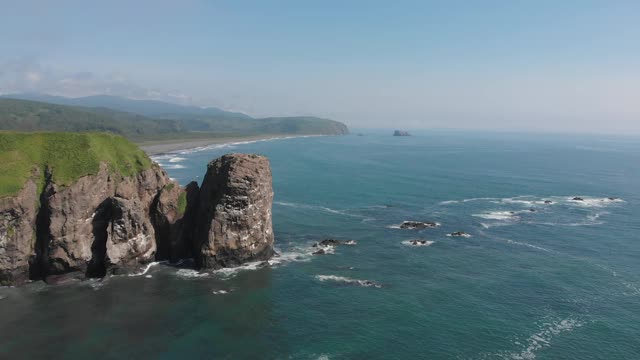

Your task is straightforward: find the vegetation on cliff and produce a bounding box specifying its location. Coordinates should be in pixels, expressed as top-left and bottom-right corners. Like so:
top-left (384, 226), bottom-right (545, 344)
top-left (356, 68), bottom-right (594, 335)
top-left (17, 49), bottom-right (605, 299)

top-left (0, 132), bottom-right (152, 197)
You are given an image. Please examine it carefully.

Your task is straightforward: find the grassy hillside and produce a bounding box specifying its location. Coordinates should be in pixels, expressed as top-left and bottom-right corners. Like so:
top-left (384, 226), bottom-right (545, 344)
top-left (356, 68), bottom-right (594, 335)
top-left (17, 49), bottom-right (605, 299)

top-left (0, 132), bottom-right (152, 198)
top-left (0, 98), bottom-right (185, 139)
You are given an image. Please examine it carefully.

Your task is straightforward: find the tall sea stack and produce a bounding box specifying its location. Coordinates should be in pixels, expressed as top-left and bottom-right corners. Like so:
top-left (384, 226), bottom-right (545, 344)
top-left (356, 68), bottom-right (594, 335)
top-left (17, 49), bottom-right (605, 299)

top-left (194, 154), bottom-right (274, 269)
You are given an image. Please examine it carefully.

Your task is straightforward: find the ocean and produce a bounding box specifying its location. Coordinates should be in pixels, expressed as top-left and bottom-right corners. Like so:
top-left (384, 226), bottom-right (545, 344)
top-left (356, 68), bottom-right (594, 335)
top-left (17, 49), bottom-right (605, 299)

top-left (1, 131), bottom-right (639, 359)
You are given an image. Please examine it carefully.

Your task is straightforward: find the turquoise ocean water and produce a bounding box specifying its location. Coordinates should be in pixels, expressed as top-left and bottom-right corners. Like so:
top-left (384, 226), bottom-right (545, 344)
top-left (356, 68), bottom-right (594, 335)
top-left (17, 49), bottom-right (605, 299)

top-left (1, 131), bottom-right (639, 359)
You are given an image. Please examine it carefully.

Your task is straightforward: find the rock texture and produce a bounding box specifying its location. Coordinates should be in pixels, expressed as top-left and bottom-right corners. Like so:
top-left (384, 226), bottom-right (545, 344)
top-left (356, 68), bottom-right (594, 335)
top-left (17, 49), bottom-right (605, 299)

top-left (194, 154), bottom-right (274, 269)
top-left (29, 163), bottom-right (171, 280)
top-left (0, 153), bottom-right (275, 285)
top-left (0, 176), bottom-right (39, 284)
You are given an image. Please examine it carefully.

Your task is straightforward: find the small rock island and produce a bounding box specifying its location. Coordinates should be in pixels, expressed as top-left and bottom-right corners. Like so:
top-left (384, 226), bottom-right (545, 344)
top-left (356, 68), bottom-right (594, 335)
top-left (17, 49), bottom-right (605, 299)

top-left (393, 130), bottom-right (410, 136)
top-left (0, 132), bottom-right (274, 285)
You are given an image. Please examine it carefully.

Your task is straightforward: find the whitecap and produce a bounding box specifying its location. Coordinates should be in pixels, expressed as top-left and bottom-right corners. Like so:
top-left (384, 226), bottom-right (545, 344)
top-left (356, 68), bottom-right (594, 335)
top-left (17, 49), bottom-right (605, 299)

top-left (169, 157), bottom-right (187, 163)
top-left (315, 275), bottom-right (382, 288)
top-left (212, 289), bottom-right (231, 295)
top-left (562, 196), bottom-right (625, 208)
top-left (473, 211), bottom-right (520, 221)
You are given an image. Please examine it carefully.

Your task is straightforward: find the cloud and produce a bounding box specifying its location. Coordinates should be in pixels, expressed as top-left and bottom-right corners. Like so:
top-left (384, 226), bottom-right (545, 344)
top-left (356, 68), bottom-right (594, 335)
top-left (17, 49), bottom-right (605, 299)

top-left (0, 58), bottom-right (197, 105)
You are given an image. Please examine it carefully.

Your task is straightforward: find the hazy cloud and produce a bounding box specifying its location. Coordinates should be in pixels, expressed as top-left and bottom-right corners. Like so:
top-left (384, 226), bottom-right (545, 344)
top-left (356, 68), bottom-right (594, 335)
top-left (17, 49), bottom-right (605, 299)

top-left (0, 58), bottom-right (198, 106)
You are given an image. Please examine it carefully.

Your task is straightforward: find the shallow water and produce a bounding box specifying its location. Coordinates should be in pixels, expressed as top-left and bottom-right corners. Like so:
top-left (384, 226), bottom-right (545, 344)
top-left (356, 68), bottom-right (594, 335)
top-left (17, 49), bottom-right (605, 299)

top-left (1, 131), bottom-right (639, 359)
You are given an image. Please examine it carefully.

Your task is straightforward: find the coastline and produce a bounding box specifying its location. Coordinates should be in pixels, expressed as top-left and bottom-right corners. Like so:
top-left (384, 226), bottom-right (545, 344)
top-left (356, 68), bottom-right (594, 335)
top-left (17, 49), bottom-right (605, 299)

top-left (139, 134), bottom-right (326, 156)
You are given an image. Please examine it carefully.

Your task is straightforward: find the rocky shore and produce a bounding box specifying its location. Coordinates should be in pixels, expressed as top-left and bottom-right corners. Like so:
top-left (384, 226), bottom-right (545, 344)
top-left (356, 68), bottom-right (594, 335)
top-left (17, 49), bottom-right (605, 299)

top-left (0, 153), bottom-right (274, 285)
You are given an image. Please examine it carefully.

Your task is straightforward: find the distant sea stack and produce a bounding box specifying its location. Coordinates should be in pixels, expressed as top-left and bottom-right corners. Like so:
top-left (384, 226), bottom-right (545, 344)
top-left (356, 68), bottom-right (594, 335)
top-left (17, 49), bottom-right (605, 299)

top-left (0, 132), bottom-right (275, 285)
top-left (393, 130), bottom-right (410, 136)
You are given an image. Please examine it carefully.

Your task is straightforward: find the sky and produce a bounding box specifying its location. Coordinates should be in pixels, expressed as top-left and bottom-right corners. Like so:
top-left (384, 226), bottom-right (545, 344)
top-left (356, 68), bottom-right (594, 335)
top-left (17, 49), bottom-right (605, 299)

top-left (1, 0), bottom-right (639, 133)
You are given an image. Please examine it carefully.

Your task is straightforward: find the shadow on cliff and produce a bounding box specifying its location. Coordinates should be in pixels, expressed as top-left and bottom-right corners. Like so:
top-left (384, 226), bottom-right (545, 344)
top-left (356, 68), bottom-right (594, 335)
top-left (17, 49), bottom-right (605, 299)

top-left (151, 181), bottom-right (200, 263)
top-left (87, 198), bottom-right (113, 278)
top-left (28, 169), bottom-right (53, 281)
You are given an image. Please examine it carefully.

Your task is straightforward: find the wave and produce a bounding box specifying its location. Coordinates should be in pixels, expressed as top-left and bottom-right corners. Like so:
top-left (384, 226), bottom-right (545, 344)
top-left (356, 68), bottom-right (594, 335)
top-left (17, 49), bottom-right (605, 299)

top-left (163, 164), bottom-right (186, 170)
top-left (212, 261), bottom-right (268, 278)
top-left (501, 317), bottom-right (584, 360)
top-left (315, 275), bottom-right (382, 288)
top-left (441, 195), bottom-right (625, 209)
top-left (274, 201), bottom-right (367, 219)
top-left (212, 289), bottom-right (231, 295)
top-left (175, 269), bottom-right (210, 278)
top-left (473, 211), bottom-right (521, 221)
top-left (506, 239), bottom-right (552, 253)
top-left (127, 261), bottom-right (164, 277)
top-left (439, 197), bottom-right (500, 205)
top-left (168, 157), bottom-right (187, 163)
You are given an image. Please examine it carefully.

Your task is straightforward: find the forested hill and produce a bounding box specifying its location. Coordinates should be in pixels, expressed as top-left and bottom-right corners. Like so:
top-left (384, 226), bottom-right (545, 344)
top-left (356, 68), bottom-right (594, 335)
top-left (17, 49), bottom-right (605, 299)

top-left (0, 95), bottom-right (349, 139)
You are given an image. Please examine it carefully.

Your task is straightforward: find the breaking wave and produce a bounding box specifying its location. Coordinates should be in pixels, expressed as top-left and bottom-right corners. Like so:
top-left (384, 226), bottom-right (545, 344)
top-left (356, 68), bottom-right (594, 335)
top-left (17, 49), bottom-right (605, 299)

top-left (127, 261), bottom-right (164, 277)
top-left (315, 275), bottom-right (382, 288)
top-left (175, 269), bottom-right (210, 278)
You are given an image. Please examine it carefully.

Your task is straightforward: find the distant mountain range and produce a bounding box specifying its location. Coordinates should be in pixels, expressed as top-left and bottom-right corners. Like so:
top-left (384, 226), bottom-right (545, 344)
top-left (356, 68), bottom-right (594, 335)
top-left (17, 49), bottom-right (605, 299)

top-left (0, 94), bottom-right (349, 141)
top-left (3, 93), bottom-right (253, 120)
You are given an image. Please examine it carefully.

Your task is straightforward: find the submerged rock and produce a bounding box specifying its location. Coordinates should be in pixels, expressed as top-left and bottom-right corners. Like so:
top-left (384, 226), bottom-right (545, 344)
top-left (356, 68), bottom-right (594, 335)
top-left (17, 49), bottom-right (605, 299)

top-left (572, 197), bottom-right (584, 201)
top-left (312, 238), bottom-right (357, 247)
top-left (399, 221), bottom-right (439, 229)
top-left (449, 231), bottom-right (470, 237)
top-left (544, 200), bottom-right (553, 204)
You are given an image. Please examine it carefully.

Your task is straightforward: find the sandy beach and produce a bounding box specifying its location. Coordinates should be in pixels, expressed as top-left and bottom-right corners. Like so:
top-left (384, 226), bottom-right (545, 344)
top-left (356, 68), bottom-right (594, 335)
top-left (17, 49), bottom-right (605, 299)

top-left (138, 134), bottom-right (323, 156)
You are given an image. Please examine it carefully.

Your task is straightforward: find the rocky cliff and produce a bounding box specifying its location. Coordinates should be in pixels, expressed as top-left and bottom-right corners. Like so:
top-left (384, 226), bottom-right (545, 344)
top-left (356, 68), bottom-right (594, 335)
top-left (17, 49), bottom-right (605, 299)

top-left (0, 134), bottom-right (275, 285)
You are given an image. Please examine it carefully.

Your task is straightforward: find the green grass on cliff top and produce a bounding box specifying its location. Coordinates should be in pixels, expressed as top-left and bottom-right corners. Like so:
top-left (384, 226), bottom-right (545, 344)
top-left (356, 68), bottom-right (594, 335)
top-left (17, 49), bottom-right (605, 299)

top-left (0, 131), bottom-right (152, 197)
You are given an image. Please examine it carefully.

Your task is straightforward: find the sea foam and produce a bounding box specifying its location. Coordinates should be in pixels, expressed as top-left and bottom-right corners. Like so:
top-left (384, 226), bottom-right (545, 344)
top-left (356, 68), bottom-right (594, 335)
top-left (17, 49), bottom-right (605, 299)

top-left (503, 318), bottom-right (584, 360)
top-left (315, 275), bottom-right (382, 288)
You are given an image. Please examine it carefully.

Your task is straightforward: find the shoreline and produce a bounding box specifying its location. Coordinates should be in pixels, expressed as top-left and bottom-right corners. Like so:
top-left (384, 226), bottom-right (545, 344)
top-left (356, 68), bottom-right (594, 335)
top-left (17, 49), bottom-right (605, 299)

top-left (139, 134), bottom-right (326, 156)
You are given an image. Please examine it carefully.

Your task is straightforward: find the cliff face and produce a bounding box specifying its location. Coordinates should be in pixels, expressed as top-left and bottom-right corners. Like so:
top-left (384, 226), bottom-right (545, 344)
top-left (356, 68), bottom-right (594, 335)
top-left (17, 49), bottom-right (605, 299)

top-left (0, 152), bottom-right (275, 285)
top-left (0, 177), bottom-right (39, 284)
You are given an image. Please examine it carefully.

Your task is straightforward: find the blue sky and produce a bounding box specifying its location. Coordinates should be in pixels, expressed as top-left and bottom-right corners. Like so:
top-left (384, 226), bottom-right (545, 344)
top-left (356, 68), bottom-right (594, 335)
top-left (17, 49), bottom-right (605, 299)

top-left (1, 0), bottom-right (639, 133)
